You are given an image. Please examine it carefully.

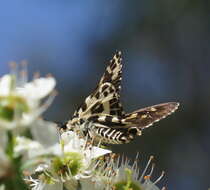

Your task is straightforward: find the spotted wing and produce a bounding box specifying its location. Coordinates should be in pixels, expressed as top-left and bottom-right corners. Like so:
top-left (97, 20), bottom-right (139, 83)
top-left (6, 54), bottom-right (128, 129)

top-left (123, 102), bottom-right (179, 129)
top-left (71, 51), bottom-right (125, 124)
top-left (87, 102), bottom-right (179, 144)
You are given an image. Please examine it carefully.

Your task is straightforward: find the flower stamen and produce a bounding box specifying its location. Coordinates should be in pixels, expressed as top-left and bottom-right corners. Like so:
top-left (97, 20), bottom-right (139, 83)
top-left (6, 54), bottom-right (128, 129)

top-left (139, 155), bottom-right (154, 182)
top-left (148, 163), bottom-right (155, 177)
top-left (153, 171), bottom-right (165, 185)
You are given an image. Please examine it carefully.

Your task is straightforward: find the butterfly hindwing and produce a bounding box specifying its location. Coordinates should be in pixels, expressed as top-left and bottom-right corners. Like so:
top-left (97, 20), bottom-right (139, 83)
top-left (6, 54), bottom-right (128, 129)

top-left (84, 102), bottom-right (179, 144)
top-left (88, 102), bottom-right (179, 129)
top-left (124, 102), bottom-right (179, 129)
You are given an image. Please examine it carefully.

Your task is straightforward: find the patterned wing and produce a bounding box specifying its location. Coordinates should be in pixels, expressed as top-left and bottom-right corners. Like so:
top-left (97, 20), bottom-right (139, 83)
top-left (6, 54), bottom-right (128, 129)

top-left (71, 51), bottom-right (124, 124)
top-left (123, 102), bottom-right (179, 129)
top-left (87, 102), bottom-right (179, 144)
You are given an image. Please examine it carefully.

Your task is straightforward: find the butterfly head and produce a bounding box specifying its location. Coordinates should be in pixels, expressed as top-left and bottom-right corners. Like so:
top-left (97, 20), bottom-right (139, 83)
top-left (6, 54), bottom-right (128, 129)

top-left (55, 121), bottom-right (68, 133)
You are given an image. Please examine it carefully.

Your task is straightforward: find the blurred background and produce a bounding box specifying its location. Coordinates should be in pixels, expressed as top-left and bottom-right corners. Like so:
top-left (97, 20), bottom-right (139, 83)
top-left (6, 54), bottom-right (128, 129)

top-left (0, 1), bottom-right (209, 189)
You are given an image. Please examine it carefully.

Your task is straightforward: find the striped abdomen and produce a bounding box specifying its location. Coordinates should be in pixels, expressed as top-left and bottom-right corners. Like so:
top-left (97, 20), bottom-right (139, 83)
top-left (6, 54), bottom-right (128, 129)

top-left (90, 125), bottom-right (139, 144)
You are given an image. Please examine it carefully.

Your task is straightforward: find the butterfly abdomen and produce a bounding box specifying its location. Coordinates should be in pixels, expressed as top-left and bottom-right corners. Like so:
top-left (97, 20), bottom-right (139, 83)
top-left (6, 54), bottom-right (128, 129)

top-left (92, 127), bottom-right (131, 144)
top-left (82, 112), bottom-right (142, 144)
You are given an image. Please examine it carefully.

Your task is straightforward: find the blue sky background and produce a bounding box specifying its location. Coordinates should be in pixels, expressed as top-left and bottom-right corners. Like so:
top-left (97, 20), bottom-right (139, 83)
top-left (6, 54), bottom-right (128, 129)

top-left (0, 1), bottom-right (210, 189)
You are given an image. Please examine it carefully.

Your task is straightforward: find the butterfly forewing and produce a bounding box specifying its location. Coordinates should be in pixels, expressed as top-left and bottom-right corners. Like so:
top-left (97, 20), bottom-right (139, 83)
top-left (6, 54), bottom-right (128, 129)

top-left (67, 51), bottom-right (179, 144)
top-left (71, 51), bottom-right (124, 124)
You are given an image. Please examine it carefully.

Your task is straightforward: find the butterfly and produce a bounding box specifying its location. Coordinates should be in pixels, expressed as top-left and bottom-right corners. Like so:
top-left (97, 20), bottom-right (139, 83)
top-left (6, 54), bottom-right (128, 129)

top-left (58, 51), bottom-right (179, 144)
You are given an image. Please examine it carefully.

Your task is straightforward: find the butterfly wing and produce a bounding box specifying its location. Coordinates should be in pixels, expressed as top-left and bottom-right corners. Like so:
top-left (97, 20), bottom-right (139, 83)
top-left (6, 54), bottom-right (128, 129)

top-left (123, 102), bottom-right (179, 129)
top-left (87, 102), bottom-right (179, 144)
top-left (71, 51), bottom-right (124, 125)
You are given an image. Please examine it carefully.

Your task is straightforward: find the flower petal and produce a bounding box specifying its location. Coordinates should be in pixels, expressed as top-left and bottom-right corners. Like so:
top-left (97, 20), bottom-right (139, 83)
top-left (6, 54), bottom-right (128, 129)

top-left (31, 119), bottom-right (59, 147)
top-left (17, 77), bottom-right (56, 99)
top-left (0, 75), bottom-right (12, 96)
top-left (143, 180), bottom-right (161, 190)
top-left (14, 136), bottom-right (43, 156)
top-left (85, 147), bottom-right (111, 159)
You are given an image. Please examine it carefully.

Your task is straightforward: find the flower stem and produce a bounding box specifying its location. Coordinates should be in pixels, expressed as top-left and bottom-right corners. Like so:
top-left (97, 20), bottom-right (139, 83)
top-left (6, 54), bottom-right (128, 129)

top-left (2, 131), bottom-right (29, 190)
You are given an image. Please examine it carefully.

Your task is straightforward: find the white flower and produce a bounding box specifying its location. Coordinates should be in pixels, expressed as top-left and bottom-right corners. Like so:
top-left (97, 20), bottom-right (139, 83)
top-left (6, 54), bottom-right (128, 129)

top-left (26, 130), bottom-right (112, 190)
top-left (0, 64), bottom-right (56, 130)
top-left (103, 155), bottom-right (165, 190)
top-left (14, 119), bottom-right (61, 160)
top-left (0, 185), bottom-right (5, 190)
top-left (61, 131), bottom-right (111, 160)
top-left (25, 176), bottom-right (63, 190)
top-left (14, 136), bottom-right (43, 157)
top-left (30, 119), bottom-right (60, 148)
top-left (26, 177), bottom-right (46, 190)
top-left (0, 75), bottom-right (13, 96)
top-left (17, 77), bottom-right (56, 100)
top-left (53, 131), bottom-right (111, 180)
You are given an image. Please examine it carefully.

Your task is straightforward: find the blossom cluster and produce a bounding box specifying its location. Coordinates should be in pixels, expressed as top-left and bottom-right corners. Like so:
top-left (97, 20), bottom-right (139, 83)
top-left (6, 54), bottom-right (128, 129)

top-left (0, 64), bottom-right (165, 190)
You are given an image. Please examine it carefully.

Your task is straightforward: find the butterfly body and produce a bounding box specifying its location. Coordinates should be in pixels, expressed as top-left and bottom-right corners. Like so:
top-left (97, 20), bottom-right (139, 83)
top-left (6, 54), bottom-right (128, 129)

top-left (61, 51), bottom-right (179, 144)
